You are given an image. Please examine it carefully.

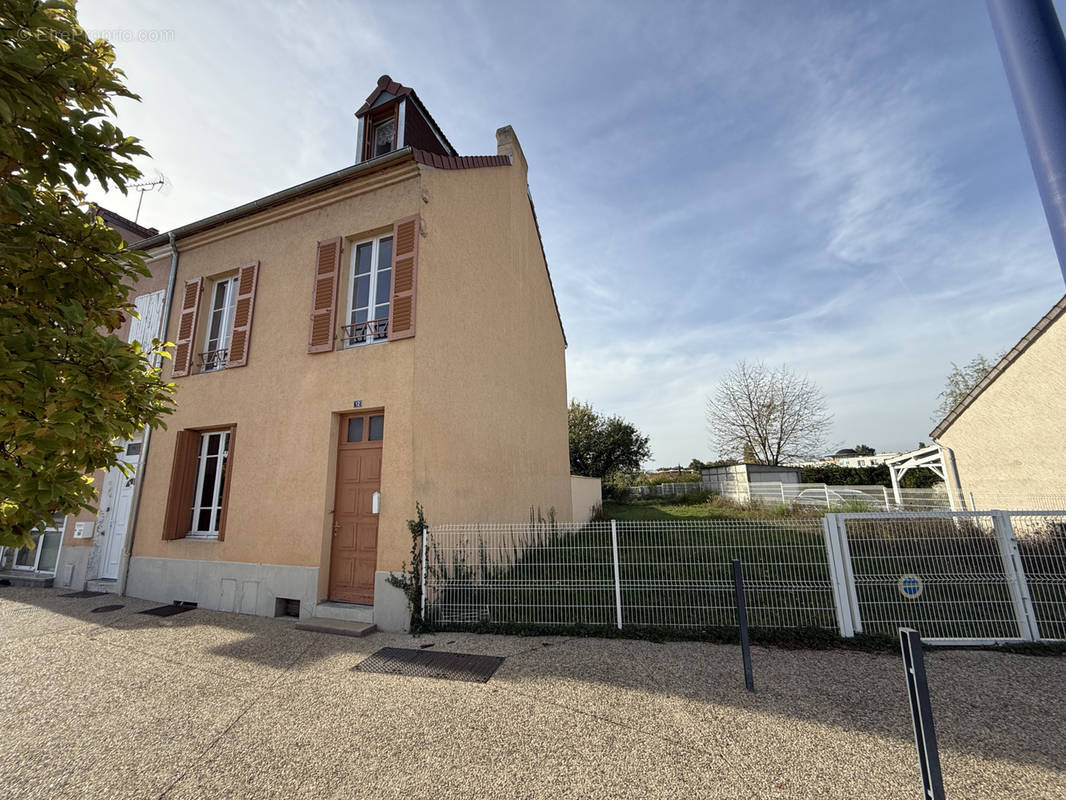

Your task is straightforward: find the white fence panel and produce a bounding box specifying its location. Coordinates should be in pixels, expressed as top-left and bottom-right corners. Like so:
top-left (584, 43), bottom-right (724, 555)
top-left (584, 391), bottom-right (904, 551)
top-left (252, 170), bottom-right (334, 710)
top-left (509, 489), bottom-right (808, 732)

top-left (629, 480), bottom-right (959, 512)
top-left (424, 512), bottom-right (1066, 645)
top-left (1004, 512), bottom-right (1066, 640)
top-left (424, 519), bottom-right (836, 631)
top-left (826, 511), bottom-right (1066, 644)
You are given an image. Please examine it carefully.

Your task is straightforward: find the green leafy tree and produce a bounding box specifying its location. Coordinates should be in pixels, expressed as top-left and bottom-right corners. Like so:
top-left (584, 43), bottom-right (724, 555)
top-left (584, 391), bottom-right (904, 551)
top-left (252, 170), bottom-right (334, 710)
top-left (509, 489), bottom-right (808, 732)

top-left (0, 1), bottom-right (174, 548)
top-left (799, 463), bottom-right (939, 489)
top-left (568, 400), bottom-right (651, 479)
top-left (933, 353), bottom-right (1004, 421)
top-left (853, 444), bottom-right (875, 455)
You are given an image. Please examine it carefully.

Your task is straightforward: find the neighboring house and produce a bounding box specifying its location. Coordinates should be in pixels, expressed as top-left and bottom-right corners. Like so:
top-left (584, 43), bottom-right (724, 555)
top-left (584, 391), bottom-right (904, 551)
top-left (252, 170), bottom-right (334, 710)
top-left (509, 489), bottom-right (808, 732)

top-left (1, 208), bottom-right (165, 587)
top-left (111, 76), bottom-right (572, 629)
top-left (932, 293), bottom-right (1066, 508)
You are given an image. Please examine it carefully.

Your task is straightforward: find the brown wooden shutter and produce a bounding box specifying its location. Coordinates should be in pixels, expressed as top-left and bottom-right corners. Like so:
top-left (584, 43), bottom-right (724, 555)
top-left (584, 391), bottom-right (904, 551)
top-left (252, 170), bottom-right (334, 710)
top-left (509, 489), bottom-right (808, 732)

top-left (161, 430), bottom-right (200, 540)
top-left (226, 263), bottom-right (259, 368)
top-left (217, 425), bottom-right (236, 541)
top-left (308, 238), bottom-right (341, 353)
top-left (389, 215), bottom-right (419, 340)
top-left (172, 277), bottom-right (204, 377)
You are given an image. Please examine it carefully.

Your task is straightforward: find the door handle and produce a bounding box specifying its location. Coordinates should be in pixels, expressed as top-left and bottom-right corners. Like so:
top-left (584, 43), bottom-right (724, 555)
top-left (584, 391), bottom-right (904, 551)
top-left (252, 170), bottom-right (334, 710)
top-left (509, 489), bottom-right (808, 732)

top-left (372, 492), bottom-right (380, 514)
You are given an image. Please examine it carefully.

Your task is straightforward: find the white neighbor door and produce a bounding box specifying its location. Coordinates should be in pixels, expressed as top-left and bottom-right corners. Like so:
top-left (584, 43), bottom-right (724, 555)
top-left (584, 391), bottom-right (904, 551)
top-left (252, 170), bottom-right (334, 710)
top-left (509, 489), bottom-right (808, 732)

top-left (100, 444), bottom-right (140, 580)
top-left (98, 290), bottom-right (163, 580)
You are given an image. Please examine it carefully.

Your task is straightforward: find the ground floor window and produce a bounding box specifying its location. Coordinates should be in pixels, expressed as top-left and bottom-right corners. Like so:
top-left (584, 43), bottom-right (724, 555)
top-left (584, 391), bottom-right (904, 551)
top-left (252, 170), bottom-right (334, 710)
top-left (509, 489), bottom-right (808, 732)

top-left (8, 514), bottom-right (64, 573)
top-left (188, 430), bottom-right (230, 538)
top-left (162, 425), bottom-right (237, 542)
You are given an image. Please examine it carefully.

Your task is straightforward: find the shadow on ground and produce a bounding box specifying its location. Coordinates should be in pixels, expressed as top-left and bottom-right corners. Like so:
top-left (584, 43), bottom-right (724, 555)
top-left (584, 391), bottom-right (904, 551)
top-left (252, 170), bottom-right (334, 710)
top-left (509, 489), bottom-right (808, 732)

top-left (2, 584), bottom-right (1063, 781)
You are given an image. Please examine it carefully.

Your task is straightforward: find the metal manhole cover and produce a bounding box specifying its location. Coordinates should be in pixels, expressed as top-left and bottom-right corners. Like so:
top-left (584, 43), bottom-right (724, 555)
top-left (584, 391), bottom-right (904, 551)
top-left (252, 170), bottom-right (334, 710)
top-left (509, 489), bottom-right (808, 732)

top-left (91, 604), bottom-right (125, 613)
top-left (354, 647), bottom-right (504, 683)
top-left (60, 590), bottom-right (107, 598)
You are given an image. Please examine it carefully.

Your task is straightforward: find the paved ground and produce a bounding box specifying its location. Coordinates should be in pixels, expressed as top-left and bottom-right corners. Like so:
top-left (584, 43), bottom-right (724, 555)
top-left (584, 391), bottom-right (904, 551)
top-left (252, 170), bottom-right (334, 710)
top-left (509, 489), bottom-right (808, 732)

top-left (1, 587), bottom-right (1063, 799)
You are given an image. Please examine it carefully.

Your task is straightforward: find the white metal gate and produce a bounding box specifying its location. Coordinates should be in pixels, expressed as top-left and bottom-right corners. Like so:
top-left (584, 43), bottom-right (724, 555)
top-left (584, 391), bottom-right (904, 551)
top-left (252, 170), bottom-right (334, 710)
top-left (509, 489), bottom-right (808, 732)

top-left (824, 511), bottom-right (1066, 644)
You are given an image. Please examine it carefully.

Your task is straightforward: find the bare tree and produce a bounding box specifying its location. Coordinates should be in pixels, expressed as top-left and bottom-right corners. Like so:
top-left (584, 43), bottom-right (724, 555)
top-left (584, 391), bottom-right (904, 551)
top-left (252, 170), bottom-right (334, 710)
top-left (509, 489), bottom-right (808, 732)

top-left (707, 361), bottom-right (833, 465)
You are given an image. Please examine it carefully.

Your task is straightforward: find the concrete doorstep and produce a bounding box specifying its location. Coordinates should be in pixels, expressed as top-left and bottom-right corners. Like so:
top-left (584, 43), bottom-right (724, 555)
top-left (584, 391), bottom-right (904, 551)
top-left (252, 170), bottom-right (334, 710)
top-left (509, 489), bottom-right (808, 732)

top-left (0, 570), bottom-right (54, 588)
top-left (295, 617), bottom-right (377, 638)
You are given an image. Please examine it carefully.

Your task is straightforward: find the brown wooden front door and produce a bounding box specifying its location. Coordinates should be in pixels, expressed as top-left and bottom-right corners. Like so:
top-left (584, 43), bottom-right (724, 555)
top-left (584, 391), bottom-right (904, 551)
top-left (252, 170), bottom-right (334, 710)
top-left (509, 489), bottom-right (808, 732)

top-left (329, 411), bottom-right (384, 604)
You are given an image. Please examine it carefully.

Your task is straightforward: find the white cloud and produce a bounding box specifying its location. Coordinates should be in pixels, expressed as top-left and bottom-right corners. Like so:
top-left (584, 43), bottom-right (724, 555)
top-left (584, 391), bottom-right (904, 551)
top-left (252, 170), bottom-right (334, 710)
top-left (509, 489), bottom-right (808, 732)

top-left (74, 0), bottom-right (1065, 466)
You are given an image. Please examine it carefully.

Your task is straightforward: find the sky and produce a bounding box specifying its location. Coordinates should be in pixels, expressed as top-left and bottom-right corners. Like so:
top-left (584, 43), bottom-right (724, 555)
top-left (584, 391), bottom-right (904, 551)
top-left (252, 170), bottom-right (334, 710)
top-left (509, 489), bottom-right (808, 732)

top-left (80, 0), bottom-right (1066, 467)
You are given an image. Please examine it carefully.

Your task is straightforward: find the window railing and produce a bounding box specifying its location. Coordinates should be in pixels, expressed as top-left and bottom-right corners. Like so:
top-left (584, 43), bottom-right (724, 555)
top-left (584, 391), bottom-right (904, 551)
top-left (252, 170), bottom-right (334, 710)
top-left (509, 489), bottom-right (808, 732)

top-left (198, 349), bottom-right (229, 372)
top-left (342, 319), bottom-right (388, 347)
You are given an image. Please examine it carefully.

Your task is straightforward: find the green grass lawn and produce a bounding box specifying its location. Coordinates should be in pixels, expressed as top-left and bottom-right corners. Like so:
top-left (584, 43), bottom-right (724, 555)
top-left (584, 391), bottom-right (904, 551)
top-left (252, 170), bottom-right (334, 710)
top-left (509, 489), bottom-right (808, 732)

top-left (425, 501), bottom-right (1066, 642)
top-left (602, 496), bottom-right (817, 521)
top-left (425, 513), bottom-right (838, 631)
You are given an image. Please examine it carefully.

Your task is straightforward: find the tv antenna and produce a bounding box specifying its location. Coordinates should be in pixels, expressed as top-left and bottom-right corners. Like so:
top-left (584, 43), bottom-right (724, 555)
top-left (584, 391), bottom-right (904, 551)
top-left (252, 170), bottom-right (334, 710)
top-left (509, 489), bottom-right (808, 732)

top-left (130, 173), bottom-right (167, 223)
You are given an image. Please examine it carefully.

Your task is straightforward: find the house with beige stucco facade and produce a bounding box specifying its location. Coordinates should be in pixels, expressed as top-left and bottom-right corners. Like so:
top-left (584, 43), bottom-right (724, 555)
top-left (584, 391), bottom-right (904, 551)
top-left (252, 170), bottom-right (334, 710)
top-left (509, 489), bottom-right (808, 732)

top-left (932, 293), bottom-right (1066, 509)
top-left (55, 76), bottom-right (573, 630)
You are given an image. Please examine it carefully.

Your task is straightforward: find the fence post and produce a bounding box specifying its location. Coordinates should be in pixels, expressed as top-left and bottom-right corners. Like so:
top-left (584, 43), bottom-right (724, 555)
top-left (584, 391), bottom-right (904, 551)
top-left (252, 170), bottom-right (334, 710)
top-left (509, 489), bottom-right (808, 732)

top-left (824, 484), bottom-right (831, 509)
top-left (899, 628), bottom-right (946, 800)
top-left (822, 514), bottom-right (854, 637)
top-left (732, 559), bottom-right (755, 692)
top-left (882, 486), bottom-right (890, 511)
top-left (420, 524), bottom-right (428, 623)
top-left (610, 519), bottom-right (623, 629)
top-left (835, 515), bottom-right (863, 634)
top-left (992, 512), bottom-right (1040, 641)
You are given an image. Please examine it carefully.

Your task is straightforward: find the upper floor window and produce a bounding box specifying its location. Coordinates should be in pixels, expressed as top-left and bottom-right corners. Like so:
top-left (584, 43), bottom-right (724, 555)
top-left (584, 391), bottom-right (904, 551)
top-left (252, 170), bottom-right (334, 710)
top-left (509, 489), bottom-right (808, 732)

top-left (201, 275), bottom-right (238, 372)
top-left (373, 117), bottom-right (396, 158)
top-left (172, 262), bottom-right (259, 378)
top-left (344, 234), bottom-right (392, 347)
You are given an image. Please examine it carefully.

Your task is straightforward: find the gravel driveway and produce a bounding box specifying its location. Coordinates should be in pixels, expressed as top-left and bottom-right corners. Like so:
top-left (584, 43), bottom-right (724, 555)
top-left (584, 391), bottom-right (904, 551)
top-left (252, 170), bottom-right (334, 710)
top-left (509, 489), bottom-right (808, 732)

top-left (1, 586), bottom-right (1063, 799)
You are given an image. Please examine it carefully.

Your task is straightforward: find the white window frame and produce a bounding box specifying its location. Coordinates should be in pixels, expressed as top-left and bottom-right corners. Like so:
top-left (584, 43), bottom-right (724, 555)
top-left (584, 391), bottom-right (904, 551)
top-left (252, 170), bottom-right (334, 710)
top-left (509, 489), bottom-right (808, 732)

top-left (5, 515), bottom-right (64, 573)
top-left (187, 430), bottom-right (230, 539)
top-left (201, 275), bottom-right (239, 372)
top-left (372, 116), bottom-right (396, 158)
top-left (344, 234), bottom-right (393, 348)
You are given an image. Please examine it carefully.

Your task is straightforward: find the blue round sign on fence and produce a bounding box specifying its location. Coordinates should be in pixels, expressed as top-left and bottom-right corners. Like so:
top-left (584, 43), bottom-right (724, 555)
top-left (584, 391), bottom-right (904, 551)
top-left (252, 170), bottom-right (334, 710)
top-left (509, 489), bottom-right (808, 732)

top-left (898, 574), bottom-right (924, 599)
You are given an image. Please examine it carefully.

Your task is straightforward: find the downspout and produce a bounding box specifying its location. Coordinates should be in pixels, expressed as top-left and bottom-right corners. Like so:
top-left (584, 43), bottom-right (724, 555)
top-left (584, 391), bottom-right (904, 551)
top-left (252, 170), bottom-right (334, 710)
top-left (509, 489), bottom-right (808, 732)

top-left (116, 232), bottom-right (180, 596)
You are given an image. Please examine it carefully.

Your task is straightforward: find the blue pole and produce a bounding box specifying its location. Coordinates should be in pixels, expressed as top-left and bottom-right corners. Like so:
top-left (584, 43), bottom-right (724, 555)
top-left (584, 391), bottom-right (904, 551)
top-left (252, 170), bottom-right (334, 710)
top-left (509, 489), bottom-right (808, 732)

top-left (988, 0), bottom-right (1066, 287)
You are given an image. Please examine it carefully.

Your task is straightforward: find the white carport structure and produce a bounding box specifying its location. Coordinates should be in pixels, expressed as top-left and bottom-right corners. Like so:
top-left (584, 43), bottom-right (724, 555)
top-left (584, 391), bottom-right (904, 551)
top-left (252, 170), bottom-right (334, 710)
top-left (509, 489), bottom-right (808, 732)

top-left (883, 445), bottom-right (959, 510)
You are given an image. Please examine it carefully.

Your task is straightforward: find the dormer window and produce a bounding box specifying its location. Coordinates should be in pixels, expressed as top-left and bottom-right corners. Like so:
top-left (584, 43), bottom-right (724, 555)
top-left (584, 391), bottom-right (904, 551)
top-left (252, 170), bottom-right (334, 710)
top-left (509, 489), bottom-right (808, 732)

top-left (355, 75), bottom-right (458, 164)
top-left (373, 117), bottom-right (396, 157)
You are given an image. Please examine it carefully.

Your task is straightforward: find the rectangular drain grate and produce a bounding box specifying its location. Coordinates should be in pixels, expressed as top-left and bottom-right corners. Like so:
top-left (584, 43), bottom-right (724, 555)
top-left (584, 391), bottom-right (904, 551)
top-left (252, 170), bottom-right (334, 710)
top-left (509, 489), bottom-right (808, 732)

top-left (354, 647), bottom-right (504, 683)
top-left (140, 603), bottom-right (197, 617)
top-left (60, 591), bottom-right (107, 598)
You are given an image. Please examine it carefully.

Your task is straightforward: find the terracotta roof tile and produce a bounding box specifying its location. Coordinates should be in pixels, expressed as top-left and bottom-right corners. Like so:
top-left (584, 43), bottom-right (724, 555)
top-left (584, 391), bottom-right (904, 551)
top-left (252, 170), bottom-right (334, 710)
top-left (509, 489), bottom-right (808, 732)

top-left (93, 205), bottom-right (159, 240)
top-left (931, 293), bottom-right (1066, 438)
top-left (355, 74), bottom-right (414, 117)
top-left (412, 149), bottom-right (511, 170)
